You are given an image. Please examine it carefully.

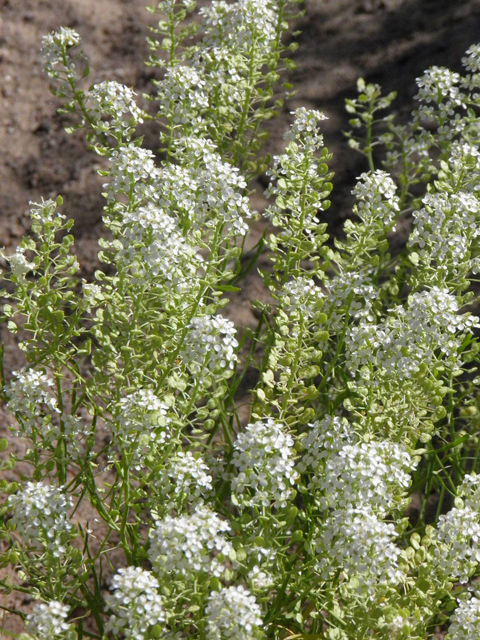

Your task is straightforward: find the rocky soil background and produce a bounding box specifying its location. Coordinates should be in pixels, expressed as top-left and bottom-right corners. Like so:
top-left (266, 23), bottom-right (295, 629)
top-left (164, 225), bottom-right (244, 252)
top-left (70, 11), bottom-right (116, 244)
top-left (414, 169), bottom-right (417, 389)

top-left (1, 0), bottom-right (480, 635)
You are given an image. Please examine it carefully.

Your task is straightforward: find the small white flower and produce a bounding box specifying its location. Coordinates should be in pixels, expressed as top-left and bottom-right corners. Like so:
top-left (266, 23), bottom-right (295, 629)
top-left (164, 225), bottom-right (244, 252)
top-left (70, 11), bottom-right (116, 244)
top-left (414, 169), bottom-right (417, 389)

top-left (155, 0), bottom-right (195, 13)
top-left (248, 565), bottom-right (274, 590)
top-left (30, 198), bottom-right (66, 223)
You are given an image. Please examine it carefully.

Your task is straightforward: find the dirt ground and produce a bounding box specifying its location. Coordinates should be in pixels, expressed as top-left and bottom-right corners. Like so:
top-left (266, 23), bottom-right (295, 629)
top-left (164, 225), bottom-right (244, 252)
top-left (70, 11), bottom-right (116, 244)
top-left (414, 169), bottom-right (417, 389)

top-left (1, 0), bottom-right (480, 635)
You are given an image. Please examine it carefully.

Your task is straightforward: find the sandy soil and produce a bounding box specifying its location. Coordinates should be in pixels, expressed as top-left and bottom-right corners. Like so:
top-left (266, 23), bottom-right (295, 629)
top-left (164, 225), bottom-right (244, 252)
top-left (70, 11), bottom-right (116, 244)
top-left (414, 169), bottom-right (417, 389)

top-left (1, 0), bottom-right (480, 635)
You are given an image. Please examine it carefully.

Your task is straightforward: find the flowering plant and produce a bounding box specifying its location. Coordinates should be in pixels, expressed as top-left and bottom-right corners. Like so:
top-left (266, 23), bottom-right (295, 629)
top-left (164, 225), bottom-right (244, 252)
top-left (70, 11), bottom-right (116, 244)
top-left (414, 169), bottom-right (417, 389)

top-left (3, 2), bottom-right (480, 639)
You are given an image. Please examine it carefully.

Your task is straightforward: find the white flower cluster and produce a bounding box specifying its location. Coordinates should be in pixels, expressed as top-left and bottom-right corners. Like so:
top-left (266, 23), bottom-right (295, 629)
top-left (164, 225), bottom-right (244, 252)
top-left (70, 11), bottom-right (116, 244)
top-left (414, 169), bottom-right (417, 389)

top-left (198, 0), bottom-right (230, 29)
top-left (192, 45), bottom-right (245, 107)
top-left (463, 43), bottom-right (480, 72)
top-left (248, 564), bottom-right (274, 591)
top-left (105, 567), bottom-right (165, 640)
top-left (285, 107), bottom-right (328, 150)
top-left (41, 27), bottom-right (80, 78)
top-left (448, 594), bottom-right (480, 640)
top-left (409, 191), bottom-right (480, 276)
top-left (399, 287), bottom-right (478, 358)
top-left (154, 451), bottom-right (213, 509)
top-left (265, 109), bottom-right (328, 228)
top-left (318, 440), bottom-right (416, 515)
top-left (297, 416), bottom-right (356, 473)
top-left (462, 43), bottom-right (480, 90)
top-left (26, 601), bottom-right (70, 639)
top-left (206, 585), bottom-right (263, 640)
top-left (153, 0), bottom-right (279, 143)
top-left (281, 277), bottom-right (324, 319)
top-left (6, 369), bottom-right (56, 417)
top-left (301, 418), bottom-right (409, 592)
top-left (448, 140), bottom-right (480, 178)
top-left (150, 0), bottom-right (281, 149)
top-left (457, 472), bottom-right (480, 507)
top-left (62, 414), bottom-right (91, 441)
top-left (430, 474), bottom-right (480, 584)
top-left (6, 369), bottom-right (60, 440)
top-left (105, 143), bottom-right (158, 203)
top-left (414, 65), bottom-right (467, 137)
top-left (316, 506), bottom-right (403, 592)
top-left (156, 66), bottom-right (208, 128)
top-left (200, 0), bottom-right (277, 50)
top-left (323, 271), bottom-right (377, 332)
top-left (116, 389), bottom-right (170, 456)
top-left (148, 505), bottom-right (232, 578)
top-left (231, 418), bottom-right (298, 508)
top-left (156, 0), bottom-right (195, 13)
top-left (352, 170), bottom-right (400, 230)
top-left (6, 369), bottom-right (89, 443)
top-left (118, 204), bottom-right (202, 289)
top-left (82, 281), bottom-right (103, 312)
top-left (30, 198), bottom-right (66, 224)
top-left (169, 137), bottom-right (253, 236)
top-left (3, 246), bottom-right (36, 282)
top-left (106, 138), bottom-right (252, 239)
top-left (346, 287), bottom-right (479, 380)
top-left (432, 506), bottom-right (480, 583)
top-left (181, 314), bottom-right (239, 384)
top-left (88, 80), bottom-right (143, 137)
top-left (245, 542), bottom-right (277, 592)
top-left (230, 0), bottom-right (277, 48)
top-left (415, 66), bottom-right (464, 107)
top-left (8, 482), bottom-right (73, 553)
top-left (388, 612), bottom-right (416, 639)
